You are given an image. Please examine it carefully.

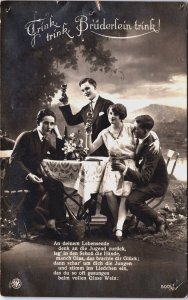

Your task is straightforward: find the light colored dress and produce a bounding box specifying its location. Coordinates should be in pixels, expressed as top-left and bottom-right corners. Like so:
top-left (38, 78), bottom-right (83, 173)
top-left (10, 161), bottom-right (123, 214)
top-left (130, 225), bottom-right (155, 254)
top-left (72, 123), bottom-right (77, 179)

top-left (99, 123), bottom-right (137, 197)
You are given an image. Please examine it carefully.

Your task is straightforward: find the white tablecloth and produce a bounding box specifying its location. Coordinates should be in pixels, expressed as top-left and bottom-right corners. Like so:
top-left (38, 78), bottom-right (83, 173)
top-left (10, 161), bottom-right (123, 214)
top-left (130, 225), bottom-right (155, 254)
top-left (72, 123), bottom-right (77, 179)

top-left (41, 157), bottom-right (109, 202)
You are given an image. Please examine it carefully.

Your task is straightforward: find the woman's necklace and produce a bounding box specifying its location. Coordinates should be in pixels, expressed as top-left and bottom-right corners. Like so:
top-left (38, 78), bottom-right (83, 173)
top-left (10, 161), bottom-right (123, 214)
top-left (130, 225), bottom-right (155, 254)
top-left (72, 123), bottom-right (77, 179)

top-left (108, 124), bottom-right (123, 140)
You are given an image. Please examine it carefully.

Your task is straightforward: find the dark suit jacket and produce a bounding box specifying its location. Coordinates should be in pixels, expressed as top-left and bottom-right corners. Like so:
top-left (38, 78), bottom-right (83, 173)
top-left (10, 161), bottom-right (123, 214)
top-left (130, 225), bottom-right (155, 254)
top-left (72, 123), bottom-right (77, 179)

top-left (5, 129), bottom-right (63, 189)
top-left (124, 134), bottom-right (168, 197)
top-left (59, 96), bottom-right (113, 156)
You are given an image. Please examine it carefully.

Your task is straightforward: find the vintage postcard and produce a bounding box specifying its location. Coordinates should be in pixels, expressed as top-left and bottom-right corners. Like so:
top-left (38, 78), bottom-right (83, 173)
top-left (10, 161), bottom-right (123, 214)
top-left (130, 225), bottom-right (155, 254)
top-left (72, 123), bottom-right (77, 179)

top-left (1, 1), bottom-right (187, 297)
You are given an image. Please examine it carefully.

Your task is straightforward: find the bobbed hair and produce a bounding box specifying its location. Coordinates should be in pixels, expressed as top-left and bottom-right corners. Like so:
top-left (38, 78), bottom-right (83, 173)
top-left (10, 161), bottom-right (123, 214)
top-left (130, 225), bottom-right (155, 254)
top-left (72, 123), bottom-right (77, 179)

top-left (135, 115), bottom-right (154, 131)
top-left (108, 103), bottom-right (127, 121)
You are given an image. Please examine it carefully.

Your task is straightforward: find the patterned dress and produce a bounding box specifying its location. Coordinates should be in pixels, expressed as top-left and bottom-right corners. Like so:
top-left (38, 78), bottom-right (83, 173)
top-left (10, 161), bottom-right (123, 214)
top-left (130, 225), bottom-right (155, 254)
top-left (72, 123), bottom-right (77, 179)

top-left (98, 123), bottom-right (137, 197)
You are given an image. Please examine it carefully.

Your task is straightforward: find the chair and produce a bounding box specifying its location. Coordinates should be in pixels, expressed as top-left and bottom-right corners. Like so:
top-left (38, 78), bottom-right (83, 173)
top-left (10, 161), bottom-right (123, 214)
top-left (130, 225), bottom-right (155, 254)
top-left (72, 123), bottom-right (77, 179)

top-left (2, 189), bottom-right (30, 238)
top-left (1, 151), bottom-right (93, 239)
top-left (1, 150), bottom-right (30, 239)
top-left (133, 149), bottom-right (180, 229)
top-left (34, 183), bottom-right (89, 235)
top-left (147, 149), bottom-right (180, 209)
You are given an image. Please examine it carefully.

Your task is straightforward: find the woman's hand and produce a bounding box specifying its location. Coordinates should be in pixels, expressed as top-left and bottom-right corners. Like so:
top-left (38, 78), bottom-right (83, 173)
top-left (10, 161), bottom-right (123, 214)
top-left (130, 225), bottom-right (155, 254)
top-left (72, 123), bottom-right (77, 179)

top-left (149, 139), bottom-right (160, 154)
top-left (111, 161), bottom-right (126, 173)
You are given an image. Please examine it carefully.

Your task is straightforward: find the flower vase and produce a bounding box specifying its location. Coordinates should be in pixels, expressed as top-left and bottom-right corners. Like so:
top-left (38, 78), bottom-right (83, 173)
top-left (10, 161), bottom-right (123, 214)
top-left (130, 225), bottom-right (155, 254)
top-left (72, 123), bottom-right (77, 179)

top-left (65, 152), bottom-right (76, 160)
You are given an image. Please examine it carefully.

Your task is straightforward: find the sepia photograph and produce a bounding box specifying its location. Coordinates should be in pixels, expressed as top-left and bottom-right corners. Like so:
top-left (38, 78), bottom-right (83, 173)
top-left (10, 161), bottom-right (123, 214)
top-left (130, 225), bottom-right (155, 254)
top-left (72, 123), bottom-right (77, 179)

top-left (1, 1), bottom-right (187, 297)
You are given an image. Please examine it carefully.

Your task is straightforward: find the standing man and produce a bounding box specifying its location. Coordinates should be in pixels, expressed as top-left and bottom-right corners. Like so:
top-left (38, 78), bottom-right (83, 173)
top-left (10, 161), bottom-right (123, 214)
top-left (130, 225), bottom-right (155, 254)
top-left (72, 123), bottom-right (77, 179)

top-left (59, 77), bottom-right (113, 156)
top-left (112, 115), bottom-right (169, 235)
top-left (59, 78), bottom-right (114, 220)
top-left (5, 108), bottom-right (66, 232)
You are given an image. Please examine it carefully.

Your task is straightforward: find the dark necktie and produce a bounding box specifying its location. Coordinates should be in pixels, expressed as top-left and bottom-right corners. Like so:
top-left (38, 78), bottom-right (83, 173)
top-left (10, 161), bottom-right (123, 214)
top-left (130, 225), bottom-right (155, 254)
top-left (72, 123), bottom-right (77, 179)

top-left (135, 138), bottom-right (139, 154)
top-left (41, 136), bottom-right (47, 153)
top-left (135, 138), bottom-right (143, 156)
top-left (41, 136), bottom-right (46, 143)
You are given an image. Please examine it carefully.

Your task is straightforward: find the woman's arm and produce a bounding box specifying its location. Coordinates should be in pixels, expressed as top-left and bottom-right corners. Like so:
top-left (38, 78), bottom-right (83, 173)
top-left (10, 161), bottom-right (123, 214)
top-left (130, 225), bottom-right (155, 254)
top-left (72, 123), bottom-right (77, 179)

top-left (86, 132), bottom-right (103, 154)
top-left (150, 130), bottom-right (158, 141)
top-left (150, 130), bottom-right (160, 153)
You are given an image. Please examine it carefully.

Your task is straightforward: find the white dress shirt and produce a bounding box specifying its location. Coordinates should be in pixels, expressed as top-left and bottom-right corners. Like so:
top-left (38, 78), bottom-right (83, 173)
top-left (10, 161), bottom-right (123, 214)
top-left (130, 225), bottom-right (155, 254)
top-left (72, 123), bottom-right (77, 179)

top-left (37, 128), bottom-right (44, 142)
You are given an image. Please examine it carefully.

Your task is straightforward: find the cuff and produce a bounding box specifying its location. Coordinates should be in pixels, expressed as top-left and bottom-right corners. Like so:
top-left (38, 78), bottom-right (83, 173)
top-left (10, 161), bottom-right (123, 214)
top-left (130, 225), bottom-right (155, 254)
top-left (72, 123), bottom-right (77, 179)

top-left (25, 173), bottom-right (32, 180)
top-left (59, 102), bottom-right (69, 106)
top-left (123, 166), bottom-right (128, 176)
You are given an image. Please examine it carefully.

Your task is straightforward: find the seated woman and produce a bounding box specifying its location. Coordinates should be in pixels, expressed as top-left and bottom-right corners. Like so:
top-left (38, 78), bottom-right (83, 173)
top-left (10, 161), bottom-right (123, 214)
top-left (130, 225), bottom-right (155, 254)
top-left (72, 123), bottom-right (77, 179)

top-left (86, 103), bottom-right (159, 242)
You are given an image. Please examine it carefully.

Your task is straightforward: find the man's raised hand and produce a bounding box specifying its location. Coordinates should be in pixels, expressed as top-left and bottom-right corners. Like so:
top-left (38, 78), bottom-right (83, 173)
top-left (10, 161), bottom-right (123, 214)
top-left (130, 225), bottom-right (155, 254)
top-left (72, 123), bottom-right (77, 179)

top-left (59, 84), bottom-right (68, 105)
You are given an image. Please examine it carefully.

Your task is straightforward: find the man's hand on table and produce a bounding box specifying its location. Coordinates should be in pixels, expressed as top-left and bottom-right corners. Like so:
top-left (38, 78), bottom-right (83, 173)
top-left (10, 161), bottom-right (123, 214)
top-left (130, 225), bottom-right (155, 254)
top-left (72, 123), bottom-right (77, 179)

top-left (26, 173), bottom-right (43, 183)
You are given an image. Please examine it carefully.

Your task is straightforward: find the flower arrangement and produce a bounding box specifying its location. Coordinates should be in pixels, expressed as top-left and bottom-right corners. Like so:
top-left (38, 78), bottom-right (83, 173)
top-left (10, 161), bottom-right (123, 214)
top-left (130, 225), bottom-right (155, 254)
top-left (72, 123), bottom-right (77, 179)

top-left (62, 131), bottom-right (88, 160)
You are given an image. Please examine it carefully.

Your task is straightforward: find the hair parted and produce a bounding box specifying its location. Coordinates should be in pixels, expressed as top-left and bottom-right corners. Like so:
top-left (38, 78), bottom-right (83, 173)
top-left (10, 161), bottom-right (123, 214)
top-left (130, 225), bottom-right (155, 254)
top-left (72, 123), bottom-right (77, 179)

top-left (108, 103), bottom-right (127, 121)
top-left (79, 78), bottom-right (97, 88)
top-left (135, 115), bottom-right (154, 131)
top-left (36, 108), bottom-right (56, 125)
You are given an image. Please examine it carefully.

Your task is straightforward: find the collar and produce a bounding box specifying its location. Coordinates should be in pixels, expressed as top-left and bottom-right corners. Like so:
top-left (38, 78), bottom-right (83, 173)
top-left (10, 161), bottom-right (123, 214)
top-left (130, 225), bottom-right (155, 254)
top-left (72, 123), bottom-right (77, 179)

top-left (90, 94), bottom-right (99, 106)
top-left (138, 132), bottom-right (150, 144)
top-left (37, 128), bottom-right (44, 142)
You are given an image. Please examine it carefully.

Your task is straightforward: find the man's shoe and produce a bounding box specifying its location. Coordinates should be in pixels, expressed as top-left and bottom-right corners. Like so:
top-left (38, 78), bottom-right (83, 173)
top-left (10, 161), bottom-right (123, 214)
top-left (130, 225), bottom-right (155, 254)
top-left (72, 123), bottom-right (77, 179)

top-left (32, 221), bottom-right (46, 231)
top-left (77, 198), bottom-right (96, 220)
top-left (46, 219), bottom-right (62, 238)
top-left (114, 229), bottom-right (123, 242)
top-left (45, 227), bottom-right (61, 239)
